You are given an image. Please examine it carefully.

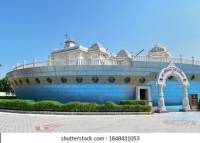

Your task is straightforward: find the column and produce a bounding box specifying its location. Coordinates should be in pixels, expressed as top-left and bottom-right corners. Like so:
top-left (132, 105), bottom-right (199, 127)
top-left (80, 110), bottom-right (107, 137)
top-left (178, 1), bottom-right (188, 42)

top-left (182, 85), bottom-right (190, 110)
top-left (158, 85), bottom-right (166, 111)
top-left (48, 56), bottom-right (51, 66)
top-left (23, 61), bottom-right (26, 69)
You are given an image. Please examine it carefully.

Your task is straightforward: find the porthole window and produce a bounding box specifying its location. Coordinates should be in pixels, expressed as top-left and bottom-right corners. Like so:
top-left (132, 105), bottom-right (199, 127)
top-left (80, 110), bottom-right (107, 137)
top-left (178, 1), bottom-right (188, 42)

top-left (47, 77), bottom-right (52, 83)
top-left (61, 77), bottom-right (67, 83)
top-left (35, 78), bottom-right (40, 84)
top-left (19, 79), bottom-right (22, 85)
top-left (108, 77), bottom-right (115, 83)
top-left (26, 79), bottom-right (30, 84)
top-left (190, 75), bottom-right (195, 80)
top-left (139, 77), bottom-right (145, 83)
top-left (168, 76), bottom-right (173, 80)
top-left (92, 77), bottom-right (99, 83)
top-left (15, 80), bottom-right (17, 85)
top-left (124, 77), bottom-right (131, 83)
top-left (76, 77), bottom-right (83, 83)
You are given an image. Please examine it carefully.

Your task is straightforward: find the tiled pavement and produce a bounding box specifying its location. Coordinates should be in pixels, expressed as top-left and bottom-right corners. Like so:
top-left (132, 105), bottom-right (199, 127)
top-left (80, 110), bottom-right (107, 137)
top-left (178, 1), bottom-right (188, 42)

top-left (0, 112), bottom-right (200, 133)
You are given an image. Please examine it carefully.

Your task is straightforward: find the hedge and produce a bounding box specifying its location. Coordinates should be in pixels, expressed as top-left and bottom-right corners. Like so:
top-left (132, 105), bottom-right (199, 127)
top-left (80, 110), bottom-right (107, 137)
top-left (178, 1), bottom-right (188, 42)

top-left (34, 100), bottom-right (62, 111)
top-left (0, 99), bottom-right (152, 112)
top-left (61, 102), bottom-right (98, 112)
top-left (119, 100), bottom-right (147, 105)
top-left (0, 96), bottom-right (17, 99)
top-left (0, 99), bottom-right (35, 110)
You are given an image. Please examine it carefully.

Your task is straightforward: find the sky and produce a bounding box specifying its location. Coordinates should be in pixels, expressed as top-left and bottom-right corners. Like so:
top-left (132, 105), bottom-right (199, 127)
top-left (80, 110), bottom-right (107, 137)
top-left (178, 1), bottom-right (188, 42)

top-left (0, 0), bottom-right (200, 78)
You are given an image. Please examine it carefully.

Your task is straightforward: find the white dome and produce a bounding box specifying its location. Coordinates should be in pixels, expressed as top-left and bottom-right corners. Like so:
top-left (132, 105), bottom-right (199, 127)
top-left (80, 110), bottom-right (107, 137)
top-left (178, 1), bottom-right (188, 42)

top-left (149, 43), bottom-right (167, 53)
top-left (147, 43), bottom-right (172, 57)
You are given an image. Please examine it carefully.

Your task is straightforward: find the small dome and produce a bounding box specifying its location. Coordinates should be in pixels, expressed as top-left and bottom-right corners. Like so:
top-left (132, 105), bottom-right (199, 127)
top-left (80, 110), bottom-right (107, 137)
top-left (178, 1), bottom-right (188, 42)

top-left (147, 43), bottom-right (172, 57)
top-left (117, 48), bottom-right (132, 58)
top-left (88, 42), bottom-right (106, 52)
top-left (149, 43), bottom-right (167, 53)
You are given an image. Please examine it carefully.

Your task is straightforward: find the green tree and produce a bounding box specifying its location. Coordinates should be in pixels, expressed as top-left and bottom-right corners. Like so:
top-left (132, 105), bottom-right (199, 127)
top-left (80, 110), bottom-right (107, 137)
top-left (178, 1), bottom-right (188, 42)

top-left (0, 76), bottom-right (14, 92)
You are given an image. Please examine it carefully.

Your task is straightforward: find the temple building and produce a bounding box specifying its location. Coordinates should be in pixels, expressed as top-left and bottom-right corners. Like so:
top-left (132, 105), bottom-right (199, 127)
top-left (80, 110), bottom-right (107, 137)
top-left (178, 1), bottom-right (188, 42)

top-left (7, 36), bottom-right (200, 111)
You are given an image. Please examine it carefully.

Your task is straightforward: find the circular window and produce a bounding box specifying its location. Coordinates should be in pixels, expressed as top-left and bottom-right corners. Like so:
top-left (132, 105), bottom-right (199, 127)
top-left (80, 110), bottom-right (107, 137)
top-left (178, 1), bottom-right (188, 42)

top-left (168, 76), bottom-right (173, 80)
top-left (19, 79), bottom-right (22, 85)
top-left (61, 77), bottom-right (67, 83)
top-left (139, 77), bottom-right (145, 83)
top-left (108, 77), bottom-right (115, 83)
top-left (15, 80), bottom-right (17, 85)
top-left (47, 77), bottom-right (52, 83)
top-left (35, 78), bottom-right (40, 84)
top-left (190, 75), bottom-right (195, 80)
top-left (26, 79), bottom-right (30, 84)
top-left (76, 77), bottom-right (83, 83)
top-left (124, 77), bottom-right (131, 83)
top-left (92, 77), bottom-right (99, 83)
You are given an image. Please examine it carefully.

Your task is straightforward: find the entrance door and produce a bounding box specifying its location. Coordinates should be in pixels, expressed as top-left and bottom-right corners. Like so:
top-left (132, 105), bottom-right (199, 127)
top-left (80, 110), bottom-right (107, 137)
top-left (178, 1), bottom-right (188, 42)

top-left (140, 89), bottom-right (148, 100)
top-left (137, 86), bottom-right (152, 106)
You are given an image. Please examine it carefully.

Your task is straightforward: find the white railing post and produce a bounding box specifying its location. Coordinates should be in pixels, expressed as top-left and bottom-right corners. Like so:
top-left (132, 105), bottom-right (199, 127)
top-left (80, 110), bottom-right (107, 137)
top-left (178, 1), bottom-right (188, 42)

top-left (192, 56), bottom-right (195, 65)
top-left (16, 63), bottom-right (19, 70)
top-left (33, 58), bottom-right (37, 67)
top-left (23, 61), bottom-right (26, 69)
top-left (180, 55), bottom-right (182, 64)
top-left (131, 52), bottom-right (134, 61)
top-left (48, 56), bottom-right (51, 66)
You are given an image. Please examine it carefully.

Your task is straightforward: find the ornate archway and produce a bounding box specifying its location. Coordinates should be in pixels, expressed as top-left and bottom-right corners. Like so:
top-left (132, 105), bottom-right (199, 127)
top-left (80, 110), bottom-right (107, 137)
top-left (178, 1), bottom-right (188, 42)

top-left (155, 62), bottom-right (190, 111)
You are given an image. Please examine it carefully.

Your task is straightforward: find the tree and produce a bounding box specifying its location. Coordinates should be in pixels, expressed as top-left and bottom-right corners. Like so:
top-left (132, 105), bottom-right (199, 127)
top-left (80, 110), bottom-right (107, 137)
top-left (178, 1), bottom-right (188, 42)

top-left (0, 76), bottom-right (14, 92)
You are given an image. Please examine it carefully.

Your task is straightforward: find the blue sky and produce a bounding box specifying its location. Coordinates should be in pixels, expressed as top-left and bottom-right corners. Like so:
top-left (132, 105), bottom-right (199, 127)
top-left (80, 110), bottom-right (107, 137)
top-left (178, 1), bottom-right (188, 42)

top-left (0, 0), bottom-right (200, 78)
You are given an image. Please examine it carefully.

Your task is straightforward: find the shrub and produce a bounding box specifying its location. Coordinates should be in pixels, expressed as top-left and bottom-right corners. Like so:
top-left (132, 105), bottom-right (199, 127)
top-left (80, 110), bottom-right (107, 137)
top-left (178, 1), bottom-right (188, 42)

top-left (33, 100), bottom-right (62, 111)
top-left (61, 102), bottom-right (98, 112)
top-left (0, 96), bottom-right (17, 99)
top-left (119, 105), bottom-right (151, 112)
top-left (119, 100), bottom-right (147, 105)
top-left (0, 99), bottom-right (34, 110)
top-left (0, 99), bottom-right (151, 112)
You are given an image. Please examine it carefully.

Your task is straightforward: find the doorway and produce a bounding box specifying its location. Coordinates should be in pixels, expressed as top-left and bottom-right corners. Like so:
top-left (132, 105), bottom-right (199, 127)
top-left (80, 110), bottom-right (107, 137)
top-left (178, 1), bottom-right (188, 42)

top-left (137, 86), bottom-right (152, 106)
top-left (140, 89), bottom-right (147, 100)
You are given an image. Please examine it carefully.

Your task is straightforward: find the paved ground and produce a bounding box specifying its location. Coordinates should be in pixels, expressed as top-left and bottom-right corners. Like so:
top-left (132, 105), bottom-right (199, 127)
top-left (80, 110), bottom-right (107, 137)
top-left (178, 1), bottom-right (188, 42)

top-left (0, 112), bottom-right (200, 133)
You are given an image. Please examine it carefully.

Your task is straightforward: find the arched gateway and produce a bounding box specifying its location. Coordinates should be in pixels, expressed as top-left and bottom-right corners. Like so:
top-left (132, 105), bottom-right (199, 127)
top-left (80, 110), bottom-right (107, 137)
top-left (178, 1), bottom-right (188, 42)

top-left (155, 61), bottom-right (190, 112)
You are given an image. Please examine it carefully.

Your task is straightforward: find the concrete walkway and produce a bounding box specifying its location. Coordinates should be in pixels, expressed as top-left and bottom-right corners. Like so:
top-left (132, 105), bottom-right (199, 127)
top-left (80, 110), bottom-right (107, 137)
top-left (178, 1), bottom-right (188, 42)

top-left (0, 112), bottom-right (200, 133)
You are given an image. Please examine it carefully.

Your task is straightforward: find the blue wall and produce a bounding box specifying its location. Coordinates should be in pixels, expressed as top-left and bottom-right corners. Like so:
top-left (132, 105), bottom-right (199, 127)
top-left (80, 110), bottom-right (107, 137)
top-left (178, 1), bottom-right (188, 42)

top-left (14, 84), bottom-right (135, 104)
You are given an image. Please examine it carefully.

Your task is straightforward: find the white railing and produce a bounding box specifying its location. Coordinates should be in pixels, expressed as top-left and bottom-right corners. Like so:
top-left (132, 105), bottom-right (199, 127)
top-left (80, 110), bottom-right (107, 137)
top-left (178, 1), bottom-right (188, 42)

top-left (12, 56), bottom-right (200, 71)
top-left (12, 59), bottom-right (131, 70)
top-left (134, 55), bottom-right (197, 65)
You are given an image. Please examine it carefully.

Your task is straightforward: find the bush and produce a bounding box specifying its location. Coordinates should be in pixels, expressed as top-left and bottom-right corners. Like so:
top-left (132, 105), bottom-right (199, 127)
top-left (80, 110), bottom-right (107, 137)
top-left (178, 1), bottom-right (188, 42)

top-left (96, 101), bottom-right (119, 112)
top-left (119, 100), bottom-right (147, 105)
top-left (118, 105), bottom-right (151, 112)
top-left (0, 99), bottom-right (34, 110)
top-left (61, 102), bottom-right (98, 112)
top-left (0, 96), bottom-right (17, 99)
top-left (0, 99), bottom-right (151, 112)
top-left (33, 100), bottom-right (62, 111)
